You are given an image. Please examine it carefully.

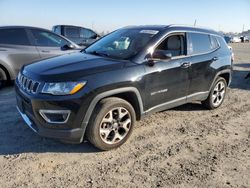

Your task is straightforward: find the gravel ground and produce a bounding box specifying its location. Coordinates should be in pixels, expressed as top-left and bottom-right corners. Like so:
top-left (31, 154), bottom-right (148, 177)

top-left (0, 43), bottom-right (249, 188)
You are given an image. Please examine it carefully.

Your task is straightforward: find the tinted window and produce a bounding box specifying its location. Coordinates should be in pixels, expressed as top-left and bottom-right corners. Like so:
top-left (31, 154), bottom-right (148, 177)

top-left (210, 35), bottom-right (219, 50)
top-left (188, 33), bottom-right (211, 55)
top-left (81, 28), bottom-right (96, 39)
top-left (156, 34), bottom-right (185, 57)
top-left (64, 27), bottom-right (80, 38)
top-left (0, 28), bottom-right (30, 45)
top-left (31, 29), bottom-right (68, 47)
top-left (53, 26), bottom-right (61, 35)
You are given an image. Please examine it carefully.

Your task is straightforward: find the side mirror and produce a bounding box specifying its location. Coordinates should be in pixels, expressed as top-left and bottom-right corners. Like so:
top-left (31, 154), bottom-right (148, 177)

top-left (90, 34), bottom-right (98, 39)
top-left (61, 43), bottom-right (75, 50)
top-left (145, 50), bottom-right (172, 66)
top-left (152, 50), bottom-right (172, 60)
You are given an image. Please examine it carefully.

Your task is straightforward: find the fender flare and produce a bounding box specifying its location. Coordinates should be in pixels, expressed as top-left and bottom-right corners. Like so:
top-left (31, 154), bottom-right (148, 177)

top-left (209, 69), bottom-right (232, 92)
top-left (80, 87), bottom-right (144, 133)
top-left (0, 61), bottom-right (15, 81)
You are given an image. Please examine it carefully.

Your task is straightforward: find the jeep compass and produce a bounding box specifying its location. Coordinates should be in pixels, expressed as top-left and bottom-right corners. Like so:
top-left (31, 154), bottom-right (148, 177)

top-left (15, 25), bottom-right (232, 150)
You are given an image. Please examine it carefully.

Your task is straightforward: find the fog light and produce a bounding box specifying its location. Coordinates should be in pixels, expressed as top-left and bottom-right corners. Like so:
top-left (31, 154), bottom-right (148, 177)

top-left (39, 110), bottom-right (71, 124)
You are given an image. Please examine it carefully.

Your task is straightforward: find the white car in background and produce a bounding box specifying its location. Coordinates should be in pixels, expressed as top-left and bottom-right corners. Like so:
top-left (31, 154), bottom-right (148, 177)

top-left (231, 36), bottom-right (241, 43)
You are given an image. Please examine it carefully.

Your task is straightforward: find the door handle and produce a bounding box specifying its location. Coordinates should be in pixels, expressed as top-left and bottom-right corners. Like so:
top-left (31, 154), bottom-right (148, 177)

top-left (181, 62), bottom-right (191, 68)
top-left (41, 50), bottom-right (50, 53)
top-left (212, 57), bottom-right (219, 61)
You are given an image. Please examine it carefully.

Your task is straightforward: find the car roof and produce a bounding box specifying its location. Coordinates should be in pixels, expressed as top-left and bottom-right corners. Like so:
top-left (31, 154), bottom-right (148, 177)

top-left (0, 25), bottom-right (79, 46)
top-left (122, 24), bottom-right (220, 36)
top-left (0, 25), bottom-right (52, 30)
top-left (0, 25), bottom-right (220, 36)
top-left (53, 25), bottom-right (91, 30)
top-left (122, 25), bottom-right (168, 31)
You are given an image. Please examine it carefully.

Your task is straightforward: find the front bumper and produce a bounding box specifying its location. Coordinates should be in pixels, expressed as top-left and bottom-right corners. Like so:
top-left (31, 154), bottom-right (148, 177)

top-left (15, 81), bottom-right (93, 143)
top-left (16, 105), bottom-right (84, 143)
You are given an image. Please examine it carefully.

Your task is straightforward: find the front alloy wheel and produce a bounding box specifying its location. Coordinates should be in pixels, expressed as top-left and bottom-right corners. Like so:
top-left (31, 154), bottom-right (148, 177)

top-left (86, 97), bottom-right (136, 150)
top-left (99, 107), bottom-right (131, 144)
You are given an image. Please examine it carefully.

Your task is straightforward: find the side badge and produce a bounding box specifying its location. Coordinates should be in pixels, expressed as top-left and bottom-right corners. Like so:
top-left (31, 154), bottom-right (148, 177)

top-left (151, 89), bottom-right (168, 96)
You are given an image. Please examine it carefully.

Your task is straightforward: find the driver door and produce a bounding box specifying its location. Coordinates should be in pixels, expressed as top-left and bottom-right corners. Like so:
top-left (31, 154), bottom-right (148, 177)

top-left (28, 29), bottom-right (73, 59)
top-left (144, 33), bottom-right (191, 112)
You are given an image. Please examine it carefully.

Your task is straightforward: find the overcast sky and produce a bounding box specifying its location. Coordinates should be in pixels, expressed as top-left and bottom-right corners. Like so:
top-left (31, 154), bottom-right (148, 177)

top-left (0, 0), bottom-right (249, 33)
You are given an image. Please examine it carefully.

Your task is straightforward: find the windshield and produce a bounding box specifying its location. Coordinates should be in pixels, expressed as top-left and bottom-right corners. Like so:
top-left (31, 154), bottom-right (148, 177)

top-left (84, 28), bottom-right (159, 59)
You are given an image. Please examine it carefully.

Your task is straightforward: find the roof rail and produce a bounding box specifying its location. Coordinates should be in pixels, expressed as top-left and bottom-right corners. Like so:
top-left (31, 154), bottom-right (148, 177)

top-left (167, 24), bottom-right (216, 31)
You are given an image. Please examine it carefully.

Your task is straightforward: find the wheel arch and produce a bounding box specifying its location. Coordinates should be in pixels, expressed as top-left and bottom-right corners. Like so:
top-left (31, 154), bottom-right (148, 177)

top-left (81, 87), bottom-right (144, 132)
top-left (209, 69), bottom-right (232, 91)
top-left (0, 63), bottom-right (11, 81)
top-left (109, 92), bottom-right (142, 121)
top-left (218, 72), bottom-right (230, 86)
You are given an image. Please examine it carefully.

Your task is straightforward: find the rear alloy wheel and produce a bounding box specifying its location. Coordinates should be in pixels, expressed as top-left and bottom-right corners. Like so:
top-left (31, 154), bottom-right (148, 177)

top-left (211, 81), bottom-right (226, 107)
top-left (86, 97), bottom-right (136, 150)
top-left (202, 77), bottom-right (227, 109)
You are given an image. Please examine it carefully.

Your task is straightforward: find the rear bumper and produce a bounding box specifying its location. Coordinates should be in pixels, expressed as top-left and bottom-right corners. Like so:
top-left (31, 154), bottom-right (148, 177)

top-left (16, 105), bottom-right (84, 143)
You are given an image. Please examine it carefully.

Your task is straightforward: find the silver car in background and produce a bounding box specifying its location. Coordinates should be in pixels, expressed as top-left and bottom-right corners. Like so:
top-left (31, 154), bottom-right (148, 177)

top-left (0, 26), bottom-right (81, 88)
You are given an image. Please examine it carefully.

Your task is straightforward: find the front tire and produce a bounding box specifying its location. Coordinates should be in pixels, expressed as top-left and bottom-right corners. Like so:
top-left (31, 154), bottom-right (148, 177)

top-left (0, 67), bottom-right (8, 89)
top-left (202, 77), bottom-right (227, 109)
top-left (86, 97), bottom-right (136, 150)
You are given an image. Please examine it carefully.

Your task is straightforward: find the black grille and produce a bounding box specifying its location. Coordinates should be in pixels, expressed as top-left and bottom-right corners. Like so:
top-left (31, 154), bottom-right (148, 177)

top-left (18, 73), bottom-right (40, 93)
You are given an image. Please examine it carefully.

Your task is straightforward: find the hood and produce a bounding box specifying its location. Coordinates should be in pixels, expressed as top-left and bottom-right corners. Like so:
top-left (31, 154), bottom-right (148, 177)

top-left (23, 52), bottom-right (126, 81)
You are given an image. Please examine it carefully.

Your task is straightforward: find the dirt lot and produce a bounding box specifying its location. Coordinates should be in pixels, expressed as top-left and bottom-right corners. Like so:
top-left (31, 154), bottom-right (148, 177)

top-left (0, 43), bottom-right (249, 188)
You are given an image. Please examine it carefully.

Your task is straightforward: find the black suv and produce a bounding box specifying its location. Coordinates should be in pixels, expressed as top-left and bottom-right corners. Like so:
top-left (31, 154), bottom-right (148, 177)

top-left (15, 25), bottom-right (232, 150)
top-left (52, 25), bottom-right (99, 47)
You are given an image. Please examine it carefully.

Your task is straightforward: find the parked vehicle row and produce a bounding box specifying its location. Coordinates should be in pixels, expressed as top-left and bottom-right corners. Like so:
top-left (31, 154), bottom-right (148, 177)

top-left (15, 25), bottom-right (233, 150)
top-left (225, 35), bottom-right (250, 43)
top-left (0, 26), bottom-right (82, 88)
top-left (240, 36), bottom-right (249, 43)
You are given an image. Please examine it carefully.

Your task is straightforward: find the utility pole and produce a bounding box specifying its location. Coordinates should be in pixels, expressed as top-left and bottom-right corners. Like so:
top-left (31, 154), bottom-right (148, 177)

top-left (242, 24), bottom-right (245, 33)
top-left (194, 19), bottom-right (197, 26)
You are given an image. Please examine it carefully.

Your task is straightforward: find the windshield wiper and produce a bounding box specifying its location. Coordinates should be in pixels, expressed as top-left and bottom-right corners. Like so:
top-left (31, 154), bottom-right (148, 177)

top-left (80, 49), bottom-right (86, 53)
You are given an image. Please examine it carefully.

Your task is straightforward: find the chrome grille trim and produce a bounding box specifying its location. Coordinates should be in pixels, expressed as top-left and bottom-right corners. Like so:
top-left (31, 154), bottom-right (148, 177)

top-left (18, 74), bottom-right (40, 94)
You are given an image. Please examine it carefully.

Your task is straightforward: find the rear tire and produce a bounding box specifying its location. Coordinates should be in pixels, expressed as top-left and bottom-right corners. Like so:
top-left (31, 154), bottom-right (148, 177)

top-left (86, 97), bottom-right (136, 151)
top-left (202, 77), bottom-right (227, 110)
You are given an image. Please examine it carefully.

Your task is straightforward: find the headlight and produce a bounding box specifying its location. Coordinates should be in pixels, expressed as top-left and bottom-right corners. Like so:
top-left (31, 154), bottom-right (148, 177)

top-left (42, 81), bottom-right (87, 95)
top-left (17, 72), bottom-right (22, 83)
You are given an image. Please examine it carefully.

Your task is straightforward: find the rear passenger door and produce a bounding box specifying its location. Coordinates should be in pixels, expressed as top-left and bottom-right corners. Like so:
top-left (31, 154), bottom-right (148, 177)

top-left (0, 28), bottom-right (40, 76)
top-left (187, 32), bottom-right (219, 95)
top-left (29, 29), bottom-right (72, 59)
